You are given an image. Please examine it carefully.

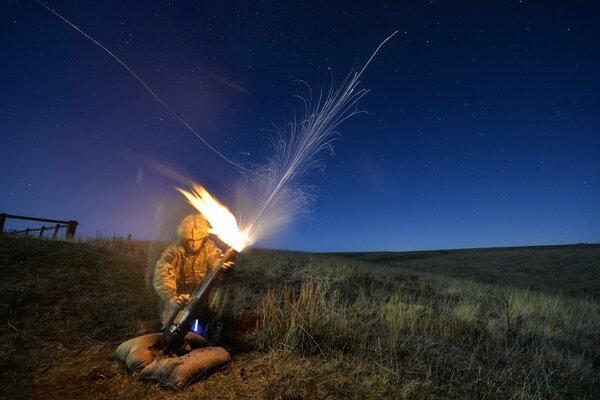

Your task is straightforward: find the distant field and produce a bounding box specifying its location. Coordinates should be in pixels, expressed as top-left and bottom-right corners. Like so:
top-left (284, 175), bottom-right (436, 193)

top-left (338, 244), bottom-right (600, 298)
top-left (1, 236), bottom-right (598, 399)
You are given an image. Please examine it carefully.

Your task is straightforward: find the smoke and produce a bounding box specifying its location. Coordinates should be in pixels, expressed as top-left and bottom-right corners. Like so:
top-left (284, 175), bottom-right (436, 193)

top-left (236, 32), bottom-right (397, 245)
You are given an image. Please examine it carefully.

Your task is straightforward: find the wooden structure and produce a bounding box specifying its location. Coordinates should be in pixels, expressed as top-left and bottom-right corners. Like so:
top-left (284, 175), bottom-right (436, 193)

top-left (0, 213), bottom-right (78, 239)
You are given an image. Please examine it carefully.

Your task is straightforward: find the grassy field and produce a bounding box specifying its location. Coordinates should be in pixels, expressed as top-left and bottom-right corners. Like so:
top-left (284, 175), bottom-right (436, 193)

top-left (1, 236), bottom-right (598, 399)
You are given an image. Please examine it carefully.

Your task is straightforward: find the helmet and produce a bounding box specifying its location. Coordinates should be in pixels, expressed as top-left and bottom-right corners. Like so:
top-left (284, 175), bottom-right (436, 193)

top-left (178, 214), bottom-right (211, 241)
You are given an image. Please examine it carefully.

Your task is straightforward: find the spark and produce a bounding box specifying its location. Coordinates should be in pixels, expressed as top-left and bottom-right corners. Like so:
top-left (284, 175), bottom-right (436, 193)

top-left (242, 32), bottom-right (398, 241)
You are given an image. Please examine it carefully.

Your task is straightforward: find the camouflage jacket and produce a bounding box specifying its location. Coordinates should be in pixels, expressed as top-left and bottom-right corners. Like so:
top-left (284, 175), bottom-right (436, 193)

top-left (153, 238), bottom-right (224, 302)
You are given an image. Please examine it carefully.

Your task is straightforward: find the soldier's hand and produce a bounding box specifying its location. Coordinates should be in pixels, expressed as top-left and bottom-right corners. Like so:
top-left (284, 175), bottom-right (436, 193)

top-left (222, 261), bottom-right (235, 270)
top-left (170, 294), bottom-right (190, 308)
top-left (222, 250), bottom-right (239, 270)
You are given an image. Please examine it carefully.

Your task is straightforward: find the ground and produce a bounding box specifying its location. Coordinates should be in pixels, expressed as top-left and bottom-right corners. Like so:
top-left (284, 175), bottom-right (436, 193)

top-left (0, 236), bottom-right (598, 399)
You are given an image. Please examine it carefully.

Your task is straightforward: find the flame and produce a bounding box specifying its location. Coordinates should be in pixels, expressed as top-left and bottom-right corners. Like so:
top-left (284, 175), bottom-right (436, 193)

top-left (177, 184), bottom-right (252, 252)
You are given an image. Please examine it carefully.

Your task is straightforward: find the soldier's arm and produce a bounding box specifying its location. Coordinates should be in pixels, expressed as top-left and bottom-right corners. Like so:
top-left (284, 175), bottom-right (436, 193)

top-left (153, 249), bottom-right (180, 303)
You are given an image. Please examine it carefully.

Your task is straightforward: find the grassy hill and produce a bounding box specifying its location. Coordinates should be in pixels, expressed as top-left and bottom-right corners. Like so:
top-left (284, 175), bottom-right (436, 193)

top-left (338, 244), bottom-right (600, 298)
top-left (1, 236), bottom-right (598, 399)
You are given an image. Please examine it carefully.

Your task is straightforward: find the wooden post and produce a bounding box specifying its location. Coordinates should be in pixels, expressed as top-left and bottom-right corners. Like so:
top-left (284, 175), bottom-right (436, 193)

top-left (66, 221), bottom-right (78, 238)
top-left (0, 213), bottom-right (6, 234)
top-left (39, 226), bottom-right (46, 238)
top-left (52, 224), bottom-right (60, 239)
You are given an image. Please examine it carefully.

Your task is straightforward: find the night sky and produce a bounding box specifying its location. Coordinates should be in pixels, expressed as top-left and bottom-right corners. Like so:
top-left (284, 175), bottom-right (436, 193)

top-left (1, 1), bottom-right (599, 251)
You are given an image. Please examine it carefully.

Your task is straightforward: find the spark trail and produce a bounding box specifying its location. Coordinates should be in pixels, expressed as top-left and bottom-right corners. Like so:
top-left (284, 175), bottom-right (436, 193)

top-left (238, 32), bottom-right (398, 243)
top-left (35, 0), bottom-right (256, 175)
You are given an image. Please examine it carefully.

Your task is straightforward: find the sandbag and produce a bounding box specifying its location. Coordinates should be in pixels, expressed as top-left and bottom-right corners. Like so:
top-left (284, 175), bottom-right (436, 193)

top-left (140, 346), bottom-right (231, 390)
top-left (115, 333), bottom-right (163, 372)
top-left (115, 332), bottom-right (229, 389)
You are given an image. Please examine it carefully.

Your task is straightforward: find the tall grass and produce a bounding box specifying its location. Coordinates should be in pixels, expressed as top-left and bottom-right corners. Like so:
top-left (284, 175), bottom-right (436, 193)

top-left (255, 262), bottom-right (600, 399)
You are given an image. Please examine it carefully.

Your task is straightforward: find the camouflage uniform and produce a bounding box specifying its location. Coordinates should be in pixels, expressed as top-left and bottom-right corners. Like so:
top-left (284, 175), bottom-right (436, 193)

top-left (153, 215), bottom-right (231, 330)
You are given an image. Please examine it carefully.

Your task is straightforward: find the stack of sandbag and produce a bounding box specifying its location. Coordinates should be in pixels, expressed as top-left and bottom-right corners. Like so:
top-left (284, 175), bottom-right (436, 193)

top-left (115, 332), bottom-right (231, 389)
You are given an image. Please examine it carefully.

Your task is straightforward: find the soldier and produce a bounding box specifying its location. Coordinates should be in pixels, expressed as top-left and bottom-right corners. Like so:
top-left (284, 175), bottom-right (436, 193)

top-left (153, 214), bottom-right (234, 342)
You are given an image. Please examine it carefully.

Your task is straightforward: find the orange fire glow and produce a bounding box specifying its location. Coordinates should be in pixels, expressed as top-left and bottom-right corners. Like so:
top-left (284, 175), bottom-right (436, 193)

top-left (177, 184), bottom-right (252, 252)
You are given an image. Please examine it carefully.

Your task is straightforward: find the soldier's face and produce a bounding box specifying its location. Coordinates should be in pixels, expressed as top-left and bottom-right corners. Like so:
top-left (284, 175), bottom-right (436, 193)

top-left (185, 239), bottom-right (202, 253)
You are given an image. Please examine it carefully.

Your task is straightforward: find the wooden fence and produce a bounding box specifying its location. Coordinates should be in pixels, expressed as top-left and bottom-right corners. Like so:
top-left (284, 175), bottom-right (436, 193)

top-left (0, 213), bottom-right (78, 239)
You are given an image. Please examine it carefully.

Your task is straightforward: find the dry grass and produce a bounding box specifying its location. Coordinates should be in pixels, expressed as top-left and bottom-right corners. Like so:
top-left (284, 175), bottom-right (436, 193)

top-left (0, 235), bottom-right (598, 399)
